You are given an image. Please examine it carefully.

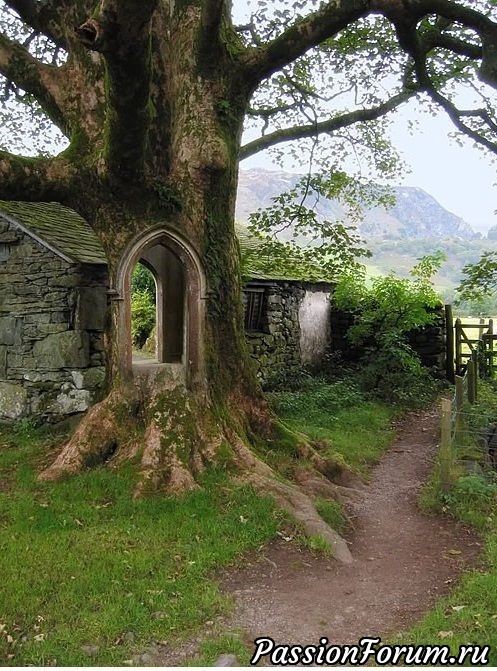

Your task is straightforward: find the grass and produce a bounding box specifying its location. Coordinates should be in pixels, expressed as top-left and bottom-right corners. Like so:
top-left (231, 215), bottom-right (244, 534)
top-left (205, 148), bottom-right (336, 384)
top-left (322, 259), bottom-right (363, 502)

top-left (0, 378), bottom-right (403, 666)
top-left (401, 379), bottom-right (497, 663)
top-left (268, 379), bottom-right (399, 476)
top-left (0, 425), bottom-right (282, 666)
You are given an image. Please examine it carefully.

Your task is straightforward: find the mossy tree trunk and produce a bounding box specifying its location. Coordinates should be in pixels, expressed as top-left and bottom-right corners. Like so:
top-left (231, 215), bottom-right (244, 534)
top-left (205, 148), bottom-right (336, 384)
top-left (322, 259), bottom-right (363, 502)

top-left (35, 4), bottom-right (267, 493)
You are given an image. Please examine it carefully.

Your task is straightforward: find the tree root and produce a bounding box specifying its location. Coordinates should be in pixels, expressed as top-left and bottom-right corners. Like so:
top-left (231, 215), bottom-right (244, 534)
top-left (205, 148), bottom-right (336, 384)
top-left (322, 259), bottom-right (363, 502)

top-left (247, 472), bottom-right (353, 564)
top-left (226, 428), bottom-right (353, 563)
top-left (39, 381), bottom-right (356, 563)
top-left (39, 387), bottom-right (141, 481)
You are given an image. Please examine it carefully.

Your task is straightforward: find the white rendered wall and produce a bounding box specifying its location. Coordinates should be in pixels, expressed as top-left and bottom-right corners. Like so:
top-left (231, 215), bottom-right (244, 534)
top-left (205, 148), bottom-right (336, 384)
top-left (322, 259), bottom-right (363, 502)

top-left (299, 289), bottom-right (331, 366)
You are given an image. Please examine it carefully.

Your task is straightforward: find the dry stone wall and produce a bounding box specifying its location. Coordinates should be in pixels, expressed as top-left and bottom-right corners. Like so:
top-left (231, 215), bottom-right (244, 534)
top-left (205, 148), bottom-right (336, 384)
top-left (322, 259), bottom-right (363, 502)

top-left (244, 281), bottom-right (333, 386)
top-left (244, 282), bottom-right (304, 386)
top-left (329, 303), bottom-right (447, 376)
top-left (0, 220), bottom-right (108, 422)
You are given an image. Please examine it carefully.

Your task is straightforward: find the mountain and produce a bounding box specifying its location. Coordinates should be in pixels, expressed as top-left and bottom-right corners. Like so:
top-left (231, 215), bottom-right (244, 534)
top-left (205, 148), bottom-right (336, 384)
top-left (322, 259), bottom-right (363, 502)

top-left (236, 168), bottom-right (476, 240)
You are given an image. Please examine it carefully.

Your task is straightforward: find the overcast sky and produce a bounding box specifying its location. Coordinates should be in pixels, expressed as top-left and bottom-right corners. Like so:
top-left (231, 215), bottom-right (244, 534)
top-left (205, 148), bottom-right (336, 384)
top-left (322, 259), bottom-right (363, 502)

top-left (234, 3), bottom-right (497, 236)
top-left (240, 102), bottom-right (497, 235)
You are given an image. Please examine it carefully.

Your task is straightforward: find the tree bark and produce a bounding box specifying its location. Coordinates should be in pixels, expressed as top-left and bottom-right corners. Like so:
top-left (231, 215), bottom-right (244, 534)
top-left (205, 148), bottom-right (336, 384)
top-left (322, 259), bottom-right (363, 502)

top-left (0, 0), bottom-right (364, 560)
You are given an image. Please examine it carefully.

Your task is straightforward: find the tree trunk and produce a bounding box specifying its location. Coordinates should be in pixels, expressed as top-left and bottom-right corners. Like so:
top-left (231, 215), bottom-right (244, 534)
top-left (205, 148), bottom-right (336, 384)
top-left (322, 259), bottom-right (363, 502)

top-left (37, 3), bottom-right (354, 562)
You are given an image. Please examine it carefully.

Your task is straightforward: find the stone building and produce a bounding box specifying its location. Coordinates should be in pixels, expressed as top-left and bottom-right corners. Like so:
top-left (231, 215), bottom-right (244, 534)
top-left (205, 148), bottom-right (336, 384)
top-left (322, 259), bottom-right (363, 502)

top-left (0, 202), bottom-right (336, 421)
top-left (243, 277), bottom-right (333, 386)
top-left (0, 202), bottom-right (108, 421)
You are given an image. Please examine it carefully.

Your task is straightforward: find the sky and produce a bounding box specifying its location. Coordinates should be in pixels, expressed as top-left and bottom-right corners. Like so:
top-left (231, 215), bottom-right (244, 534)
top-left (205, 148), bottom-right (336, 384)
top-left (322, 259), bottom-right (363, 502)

top-left (234, 3), bottom-right (497, 236)
top-left (240, 101), bottom-right (497, 236)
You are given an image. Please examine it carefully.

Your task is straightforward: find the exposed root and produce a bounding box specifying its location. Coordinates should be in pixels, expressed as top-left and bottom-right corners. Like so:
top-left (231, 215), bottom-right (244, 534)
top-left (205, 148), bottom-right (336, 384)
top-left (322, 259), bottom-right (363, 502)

top-left (247, 472), bottom-right (353, 564)
top-left (226, 428), bottom-right (353, 564)
top-left (293, 467), bottom-right (362, 503)
top-left (39, 378), bottom-right (355, 562)
top-left (39, 387), bottom-right (140, 481)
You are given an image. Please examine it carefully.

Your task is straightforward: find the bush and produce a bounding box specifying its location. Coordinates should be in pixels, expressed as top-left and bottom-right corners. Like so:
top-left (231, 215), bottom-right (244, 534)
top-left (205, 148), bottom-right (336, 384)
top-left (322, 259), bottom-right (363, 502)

top-left (131, 289), bottom-right (156, 349)
top-left (359, 335), bottom-right (438, 406)
top-left (333, 254), bottom-right (444, 406)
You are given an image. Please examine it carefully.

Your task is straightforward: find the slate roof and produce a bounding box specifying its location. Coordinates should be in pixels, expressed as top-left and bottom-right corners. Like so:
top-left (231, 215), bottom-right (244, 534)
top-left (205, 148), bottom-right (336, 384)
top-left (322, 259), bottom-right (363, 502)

top-left (0, 201), bottom-right (328, 282)
top-left (237, 224), bottom-right (330, 284)
top-left (0, 201), bottom-right (107, 265)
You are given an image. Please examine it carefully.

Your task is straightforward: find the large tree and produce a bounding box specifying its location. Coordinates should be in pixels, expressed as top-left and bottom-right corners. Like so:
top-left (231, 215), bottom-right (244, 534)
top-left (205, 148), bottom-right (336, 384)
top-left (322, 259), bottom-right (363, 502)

top-left (2, 0), bottom-right (497, 559)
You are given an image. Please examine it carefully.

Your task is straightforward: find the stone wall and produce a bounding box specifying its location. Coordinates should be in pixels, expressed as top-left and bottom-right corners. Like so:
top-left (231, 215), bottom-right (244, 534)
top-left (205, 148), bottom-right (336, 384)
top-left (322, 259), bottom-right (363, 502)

top-left (329, 303), bottom-right (447, 375)
top-left (0, 220), bottom-right (108, 422)
top-left (407, 307), bottom-right (447, 377)
top-left (244, 282), bottom-right (304, 386)
top-left (243, 281), bottom-right (334, 386)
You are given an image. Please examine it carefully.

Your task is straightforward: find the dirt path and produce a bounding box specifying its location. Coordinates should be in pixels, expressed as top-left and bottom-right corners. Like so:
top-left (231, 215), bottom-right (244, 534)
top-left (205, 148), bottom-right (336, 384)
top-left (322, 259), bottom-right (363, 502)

top-left (155, 406), bottom-right (482, 664)
top-left (220, 406), bottom-right (481, 647)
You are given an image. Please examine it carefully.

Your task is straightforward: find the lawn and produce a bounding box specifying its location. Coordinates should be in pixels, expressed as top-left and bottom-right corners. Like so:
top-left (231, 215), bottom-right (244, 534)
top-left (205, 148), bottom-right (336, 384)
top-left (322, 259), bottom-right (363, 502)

top-left (268, 379), bottom-right (399, 476)
top-left (0, 425), bottom-right (281, 666)
top-left (0, 380), bottom-right (400, 666)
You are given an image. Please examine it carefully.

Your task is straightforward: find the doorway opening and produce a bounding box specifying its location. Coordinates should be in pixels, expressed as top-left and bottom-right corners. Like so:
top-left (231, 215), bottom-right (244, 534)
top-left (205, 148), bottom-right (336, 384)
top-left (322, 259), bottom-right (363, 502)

top-left (117, 226), bottom-right (205, 387)
top-left (130, 243), bottom-right (186, 368)
top-left (131, 261), bottom-right (157, 363)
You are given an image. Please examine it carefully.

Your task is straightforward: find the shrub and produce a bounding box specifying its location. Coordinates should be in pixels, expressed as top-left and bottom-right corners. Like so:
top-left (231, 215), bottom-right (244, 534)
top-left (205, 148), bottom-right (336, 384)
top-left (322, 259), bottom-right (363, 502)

top-left (333, 254), bottom-right (445, 406)
top-left (359, 335), bottom-right (438, 406)
top-left (131, 289), bottom-right (156, 349)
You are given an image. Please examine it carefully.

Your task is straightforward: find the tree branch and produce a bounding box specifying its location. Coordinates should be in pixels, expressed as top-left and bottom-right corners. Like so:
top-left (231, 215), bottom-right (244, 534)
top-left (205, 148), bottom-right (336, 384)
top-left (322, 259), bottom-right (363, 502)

top-left (0, 32), bottom-right (66, 131)
top-left (392, 16), bottom-right (497, 155)
top-left (372, 0), bottom-right (497, 87)
top-left (421, 31), bottom-right (482, 61)
top-left (4, 0), bottom-right (67, 49)
top-left (74, 0), bottom-right (158, 181)
top-left (240, 90), bottom-right (417, 159)
top-left (0, 151), bottom-right (75, 201)
top-left (242, 0), bottom-right (370, 84)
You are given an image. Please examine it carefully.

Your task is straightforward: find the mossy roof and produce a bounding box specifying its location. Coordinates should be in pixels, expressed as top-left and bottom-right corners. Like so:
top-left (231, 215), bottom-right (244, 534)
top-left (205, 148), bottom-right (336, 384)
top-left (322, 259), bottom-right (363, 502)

top-left (0, 201), bottom-right (107, 265)
top-left (0, 202), bottom-right (328, 282)
top-left (236, 225), bottom-right (330, 283)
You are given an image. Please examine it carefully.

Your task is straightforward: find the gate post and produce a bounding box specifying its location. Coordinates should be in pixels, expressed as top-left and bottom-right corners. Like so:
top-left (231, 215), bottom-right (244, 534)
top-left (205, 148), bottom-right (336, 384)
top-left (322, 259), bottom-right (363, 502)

top-left (445, 305), bottom-right (455, 383)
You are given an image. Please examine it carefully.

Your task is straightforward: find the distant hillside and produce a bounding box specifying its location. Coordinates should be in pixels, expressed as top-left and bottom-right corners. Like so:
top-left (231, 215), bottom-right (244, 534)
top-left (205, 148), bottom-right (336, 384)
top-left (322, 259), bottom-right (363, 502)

top-left (236, 168), bottom-right (476, 241)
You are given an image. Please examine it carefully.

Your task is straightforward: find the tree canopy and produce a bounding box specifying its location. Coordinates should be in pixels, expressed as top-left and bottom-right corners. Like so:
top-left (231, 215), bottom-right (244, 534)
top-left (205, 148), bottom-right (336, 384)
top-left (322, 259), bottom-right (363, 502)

top-left (1, 0), bottom-right (497, 290)
top-left (1, 1), bottom-right (497, 198)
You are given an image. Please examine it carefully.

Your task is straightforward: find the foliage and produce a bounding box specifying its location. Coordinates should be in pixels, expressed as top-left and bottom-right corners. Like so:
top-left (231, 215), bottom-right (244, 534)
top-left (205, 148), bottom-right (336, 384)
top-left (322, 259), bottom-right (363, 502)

top-left (333, 254), bottom-right (445, 405)
top-left (131, 263), bottom-right (156, 301)
top-left (269, 378), bottom-right (397, 476)
top-left (0, 427), bottom-right (281, 666)
top-left (245, 172), bottom-right (384, 282)
top-left (365, 236), bottom-right (497, 315)
top-left (457, 251), bottom-right (497, 302)
top-left (131, 289), bottom-right (156, 349)
top-left (360, 334), bottom-right (439, 406)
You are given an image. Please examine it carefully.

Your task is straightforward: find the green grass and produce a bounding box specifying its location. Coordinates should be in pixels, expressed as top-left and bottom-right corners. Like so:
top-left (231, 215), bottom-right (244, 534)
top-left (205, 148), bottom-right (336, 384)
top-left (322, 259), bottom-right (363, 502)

top-left (0, 379), bottom-right (403, 666)
top-left (0, 426), bottom-right (281, 666)
top-left (187, 632), bottom-right (253, 666)
top-left (401, 379), bottom-right (497, 663)
top-left (395, 536), bottom-right (497, 665)
top-left (269, 380), bottom-right (398, 476)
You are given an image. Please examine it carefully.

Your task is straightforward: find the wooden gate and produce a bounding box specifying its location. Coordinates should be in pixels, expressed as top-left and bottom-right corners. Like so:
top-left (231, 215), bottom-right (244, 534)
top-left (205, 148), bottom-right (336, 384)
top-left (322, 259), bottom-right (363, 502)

top-left (453, 316), bottom-right (497, 378)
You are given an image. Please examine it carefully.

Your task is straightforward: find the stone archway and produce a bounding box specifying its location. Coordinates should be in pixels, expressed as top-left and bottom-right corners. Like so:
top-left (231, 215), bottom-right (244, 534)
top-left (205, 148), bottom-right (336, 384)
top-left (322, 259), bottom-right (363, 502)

top-left (114, 226), bottom-right (207, 389)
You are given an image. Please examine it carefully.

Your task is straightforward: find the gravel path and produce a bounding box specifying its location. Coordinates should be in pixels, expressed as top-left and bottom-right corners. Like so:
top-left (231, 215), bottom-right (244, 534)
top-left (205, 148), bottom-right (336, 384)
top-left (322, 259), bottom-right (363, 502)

top-left (220, 406), bottom-right (481, 646)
